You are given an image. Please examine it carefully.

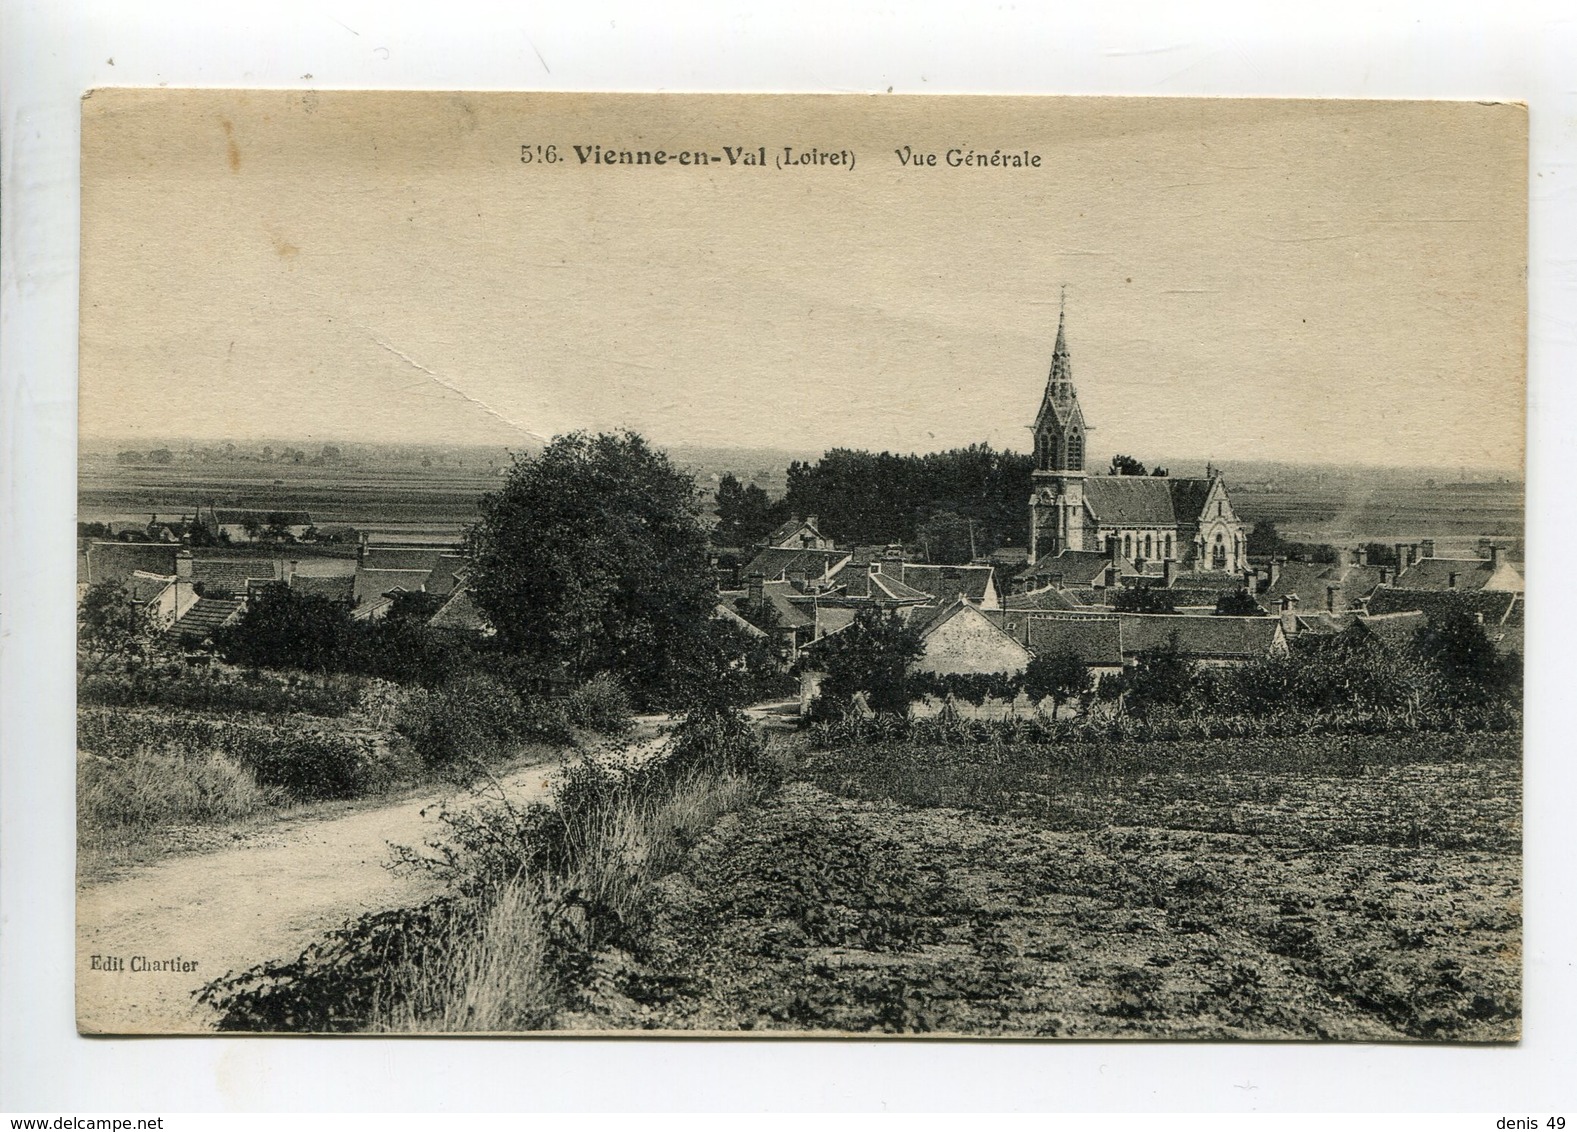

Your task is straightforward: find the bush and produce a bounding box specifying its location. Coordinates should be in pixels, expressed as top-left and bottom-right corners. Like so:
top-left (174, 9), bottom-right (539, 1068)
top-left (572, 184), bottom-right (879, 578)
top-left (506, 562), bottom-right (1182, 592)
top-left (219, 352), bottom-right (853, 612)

top-left (395, 675), bottom-right (573, 770)
top-left (562, 674), bottom-right (634, 737)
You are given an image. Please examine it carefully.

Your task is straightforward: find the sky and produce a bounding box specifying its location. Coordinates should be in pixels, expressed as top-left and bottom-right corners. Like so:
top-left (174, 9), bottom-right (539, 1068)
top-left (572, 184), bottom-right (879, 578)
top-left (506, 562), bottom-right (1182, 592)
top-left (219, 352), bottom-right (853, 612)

top-left (79, 91), bottom-right (1527, 470)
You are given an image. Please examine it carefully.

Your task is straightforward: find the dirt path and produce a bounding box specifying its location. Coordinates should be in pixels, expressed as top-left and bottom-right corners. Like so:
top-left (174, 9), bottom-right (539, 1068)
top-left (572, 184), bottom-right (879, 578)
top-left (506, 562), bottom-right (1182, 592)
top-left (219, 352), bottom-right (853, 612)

top-left (76, 736), bottom-right (669, 1034)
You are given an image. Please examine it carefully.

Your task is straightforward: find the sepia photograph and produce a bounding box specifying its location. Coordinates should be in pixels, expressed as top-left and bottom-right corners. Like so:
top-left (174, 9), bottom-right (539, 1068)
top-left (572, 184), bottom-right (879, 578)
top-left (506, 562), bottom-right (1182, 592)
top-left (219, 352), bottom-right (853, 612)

top-left (74, 90), bottom-right (1525, 1038)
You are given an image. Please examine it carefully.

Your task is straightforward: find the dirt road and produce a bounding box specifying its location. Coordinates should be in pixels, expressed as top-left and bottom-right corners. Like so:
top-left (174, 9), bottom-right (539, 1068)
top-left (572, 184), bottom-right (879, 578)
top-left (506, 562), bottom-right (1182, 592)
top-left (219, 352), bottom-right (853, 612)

top-left (76, 736), bottom-right (668, 1034)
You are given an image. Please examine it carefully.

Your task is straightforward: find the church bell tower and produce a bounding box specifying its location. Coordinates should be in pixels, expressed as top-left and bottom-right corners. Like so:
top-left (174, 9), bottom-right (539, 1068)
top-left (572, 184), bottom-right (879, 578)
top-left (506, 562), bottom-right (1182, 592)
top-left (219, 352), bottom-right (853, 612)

top-left (1028, 295), bottom-right (1090, 564)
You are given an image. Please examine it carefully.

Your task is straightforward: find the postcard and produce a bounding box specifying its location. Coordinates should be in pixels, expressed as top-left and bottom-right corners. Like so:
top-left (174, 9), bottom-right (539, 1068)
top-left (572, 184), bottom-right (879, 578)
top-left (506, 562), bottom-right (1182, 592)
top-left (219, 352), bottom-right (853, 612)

top-left (76, 90), bottom-right (1525, 1036)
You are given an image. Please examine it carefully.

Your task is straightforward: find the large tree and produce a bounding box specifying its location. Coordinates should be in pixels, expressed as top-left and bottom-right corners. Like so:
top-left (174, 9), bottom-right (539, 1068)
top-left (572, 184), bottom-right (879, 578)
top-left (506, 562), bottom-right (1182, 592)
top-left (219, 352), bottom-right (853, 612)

top-left (467, 431), bottom-right (717, 701)
top-left (805, 607), bottom-right (925, 718)
top-left (713, 472), bottom-right (782, 548)
top-left (77, 582), bottom-right (157, 675)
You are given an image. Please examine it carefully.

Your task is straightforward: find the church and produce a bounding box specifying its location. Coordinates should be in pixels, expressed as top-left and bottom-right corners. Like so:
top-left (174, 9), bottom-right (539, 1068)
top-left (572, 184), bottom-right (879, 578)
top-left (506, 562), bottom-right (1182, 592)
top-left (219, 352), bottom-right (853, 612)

top-left (1025, 303), bottom-right (1249, 576)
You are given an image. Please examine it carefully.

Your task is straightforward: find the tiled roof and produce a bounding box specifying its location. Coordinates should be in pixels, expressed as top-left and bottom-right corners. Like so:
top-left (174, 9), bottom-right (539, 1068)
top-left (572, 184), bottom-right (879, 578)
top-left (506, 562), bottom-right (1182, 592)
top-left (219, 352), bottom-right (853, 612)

top-left (169, 597), bottom-right (243, 637)
top-left (355, 568), bottom-right (429, 603)
top-left (900, 563), bottom-right (996, 604)
top-left (989, 612), bottom-right (1123, 666)
top-left (1394, 556), bottom-right (1508, 592)
top-left (1168, 571), bottom-right (1245, 593)
top-left (720, 583), bottom-right (819, 630)
top-left (192, 558), bottom-right (282, 587)
top-left (125, 571), bottom-right (175, 603)
top-left (1365, 587), bottom-right (1518, 626)
top-left (714, 602), bottom-right (769, 639)
top-left (1164, 478), bottom-right (1215, 524)
top-left (84, 541), bottom-right (178, 586)
top-left (1015, 549), bottom-right (1136, 586)
top-left (828, 564), bottom-right (932, 603)
top-left (290, 574), bottom-right (356, 603)
top-left (1082, 477), bottom-right (1180, 526)
top-left (741, 547), bottom-right (849, 582)
top-left (1117, 614), bottom-right (1283, 660)
top-left (350, 594), bottom-right (395, 622)
top-left (428, 588), bottom-right (493, 634)
top-left (1350, 610), bottom-right (1426, 646)
top-left (1260, 561), bottom-right (1336, 604)
top-left (423, 553), bottom-right (470, 597)
top-left (1004, 586), bottom-right (1081, 612)
top-left (361, 546), bottom-right (447, 573)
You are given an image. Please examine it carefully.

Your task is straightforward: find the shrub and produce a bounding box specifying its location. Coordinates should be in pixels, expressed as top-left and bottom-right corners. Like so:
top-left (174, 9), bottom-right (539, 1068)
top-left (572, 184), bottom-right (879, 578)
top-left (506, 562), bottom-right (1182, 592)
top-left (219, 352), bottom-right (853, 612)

top-left (394, 675), bottom-right (574, 771)
top-left (563, 674), bottom-right (634, 737)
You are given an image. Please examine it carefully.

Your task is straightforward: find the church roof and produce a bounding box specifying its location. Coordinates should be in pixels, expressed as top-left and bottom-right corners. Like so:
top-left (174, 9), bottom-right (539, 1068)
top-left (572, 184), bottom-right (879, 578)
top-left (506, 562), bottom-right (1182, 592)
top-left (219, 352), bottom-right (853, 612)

top-left (1164, 478), bottom-right (1215, 524)
top-left (1082, 477), bottom-right (1178, 525)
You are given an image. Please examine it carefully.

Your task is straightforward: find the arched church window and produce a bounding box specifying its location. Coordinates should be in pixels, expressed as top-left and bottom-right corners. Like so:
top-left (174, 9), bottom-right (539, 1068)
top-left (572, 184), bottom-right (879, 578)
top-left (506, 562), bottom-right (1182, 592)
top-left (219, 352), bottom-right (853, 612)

top-left (1123, 534), bottom-right (1133, 559)
top-left (1165, 533), bottom-right (1174, 559)
top-left (1212, 532), bottom-right (1227, 570)
top-left (1068, 432), bottom-right (1083, 470)
top-left (1144, 534), bottom-right (1153, 559)
top-left (1045, 433), bottom-right (1060, 470)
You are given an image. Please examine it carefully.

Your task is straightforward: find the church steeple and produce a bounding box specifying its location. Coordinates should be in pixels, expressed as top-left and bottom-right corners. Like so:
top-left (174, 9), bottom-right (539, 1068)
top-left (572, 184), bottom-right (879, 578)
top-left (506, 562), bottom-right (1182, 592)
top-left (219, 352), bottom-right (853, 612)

top-left (1028, 290), bottom-right (1090, 564)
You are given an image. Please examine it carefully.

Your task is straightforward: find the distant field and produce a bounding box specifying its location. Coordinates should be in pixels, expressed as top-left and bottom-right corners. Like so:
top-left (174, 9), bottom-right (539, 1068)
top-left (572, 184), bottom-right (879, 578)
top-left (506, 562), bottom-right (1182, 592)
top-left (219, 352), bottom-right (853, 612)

top-left (585, 734), bottom-right (1520, 1039)
top-left (79, 457), bottom-right (1523, 554)
top-left (77, 459), bottom-right (496, 534)
top-left (1230, 482), bottom-right (1524, 549)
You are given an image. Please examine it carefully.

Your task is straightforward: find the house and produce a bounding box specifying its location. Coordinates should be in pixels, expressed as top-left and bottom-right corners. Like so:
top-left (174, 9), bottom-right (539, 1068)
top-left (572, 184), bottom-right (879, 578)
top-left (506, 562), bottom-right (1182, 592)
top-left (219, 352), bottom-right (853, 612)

top-left (828, 561), bottom-right (947, 608)
top-left (353, 543), bottom-right (456, 604)
top-left (125, 570), bottom-right (200, 630)
top-left (168, 597), bottom-right (245, 642)
top-left (188, 556), bottom-right (283, 599)
top-left (1025, 301), bottom-right (1250, 573)
top-left (910, 598), bottom-right (1032, 676)
top-left (766, 515), bottom-right (833, 550)
top-left (987, 611), bottom-right (1125, 679)
top-left (289, 573), bottom-right (356, 605)
top-left (1014, 546), bottom-right (1140, 592)
top-left (1365, 587), bottom-right (1520, 628)
top-left (1346, 610), bottom-right (1427, 648)
top-left (427, 587), bottom-right (495, 637)
top-left (199, 505), bottom-right (313, 542)
top-left (1115, 613), bottom-right (1288, 667)
top-left (739, 545), bottom-right (851, 585)
top-left (81, 540), bottom-right (179, 588)
top-left (1393, 544), bottom-right (1524, 594)
top-left (898, 563), bottom-right (1002, 610)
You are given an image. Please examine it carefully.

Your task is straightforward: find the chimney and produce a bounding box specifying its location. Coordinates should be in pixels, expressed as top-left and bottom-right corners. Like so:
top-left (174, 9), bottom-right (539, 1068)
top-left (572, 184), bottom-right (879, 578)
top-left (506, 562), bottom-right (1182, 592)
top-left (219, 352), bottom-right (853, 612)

top-left (1326, 584), bottom-right (1338, 613)
top-left (1378, 566), bottom-right (1391, 585)
top-left (1420, 539), bottom-right (1436, 560)
top-left (747, 571), bottom-right (765, 609)
top-left (1268, 558), bottom-right (1282, 588)
top-left (1355, 546), bottom-right (1368, 567)
top-left (868, 559), bottom-right (881, 575)
top-left (1489, 544), bottom-right (1501, 568)
top-left (787, 568), bottom-right (808, 592)
top-left (287, 559), bottom-right (299, 584)
top-left (1280, 594), bottom-right (1299, 636)
top-left (1162, 559), bottom-right (1177, 587)
top-left (1447, 571), bottom-right (1459, 590)
top-left (175, 549), bottom-right (194, 580)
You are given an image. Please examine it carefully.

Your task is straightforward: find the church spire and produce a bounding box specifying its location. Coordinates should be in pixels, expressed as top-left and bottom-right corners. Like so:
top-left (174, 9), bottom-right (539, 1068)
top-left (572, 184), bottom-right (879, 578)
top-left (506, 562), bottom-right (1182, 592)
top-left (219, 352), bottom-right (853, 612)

top-left (1044, 286), bottom-right (1074, 401)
